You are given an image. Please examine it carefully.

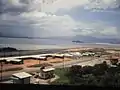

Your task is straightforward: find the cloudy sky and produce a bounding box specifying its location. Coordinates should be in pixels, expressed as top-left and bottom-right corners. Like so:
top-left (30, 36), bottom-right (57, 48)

top-left (0, 0), bottom-right (120, 39)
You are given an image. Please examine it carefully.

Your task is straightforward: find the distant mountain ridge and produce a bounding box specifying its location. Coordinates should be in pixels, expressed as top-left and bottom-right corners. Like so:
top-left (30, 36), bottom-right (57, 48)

top-left (73, 35), bottom-right (120, 44)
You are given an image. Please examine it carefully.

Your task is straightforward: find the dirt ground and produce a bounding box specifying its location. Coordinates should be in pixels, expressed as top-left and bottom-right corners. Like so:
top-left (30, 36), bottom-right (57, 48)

top-left (1, 47), bottom-right (92, 70)
top-left (24, 57), bottom-right (72, 67)
top-left (1, 57), bottom-right (73, 70)
top-left (64, 47), bottom-right (93, 52)
top-left (1, 63), bottom-right (24, 70)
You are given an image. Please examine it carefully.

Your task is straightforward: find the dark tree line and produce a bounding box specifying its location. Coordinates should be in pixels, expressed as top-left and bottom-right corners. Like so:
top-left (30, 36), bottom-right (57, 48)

top-left (0, 47), bottom-right (17, 52)
top-left (65, 61), bottom-right (120, 86)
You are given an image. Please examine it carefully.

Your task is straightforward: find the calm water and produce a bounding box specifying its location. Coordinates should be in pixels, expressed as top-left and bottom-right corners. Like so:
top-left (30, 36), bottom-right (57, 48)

top-left (0, 37), bottom-right (120, 50)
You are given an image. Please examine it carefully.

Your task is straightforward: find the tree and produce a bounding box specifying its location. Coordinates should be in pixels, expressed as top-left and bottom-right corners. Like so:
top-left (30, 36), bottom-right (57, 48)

top-left (0, 47), bottom-right (17, 52)
top-left (110, 59), bottom-right (118, 65)
top-left (82, 66), bottom-right (93, 74)
top-left (92, 63), bottom-right (108, 76)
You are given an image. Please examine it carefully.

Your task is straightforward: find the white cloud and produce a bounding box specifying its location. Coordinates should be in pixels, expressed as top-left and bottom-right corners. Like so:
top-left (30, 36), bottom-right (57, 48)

top-left (45, 0), bottom-right (120, 13)
top-left (0, 0), bottom-right (119, 38)
top-left (100, 27), bottom-right (118, 35)
top-left (73, 21), bottom-right (118, 37)
top-left (1, 0), bottom-right (119, 13)
top-left (0, 11), bottom-right (76, 37)
top-left (84, 0), bottom-right (119, 11)
top-left (46, 0), bottom-right (88, 13)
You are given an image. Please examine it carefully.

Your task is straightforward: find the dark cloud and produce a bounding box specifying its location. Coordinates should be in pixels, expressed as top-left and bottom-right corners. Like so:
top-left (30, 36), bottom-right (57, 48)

top-left (0, 0), bottom-right (120, 39)
top-left (0, 0), bottom-right (40, 14)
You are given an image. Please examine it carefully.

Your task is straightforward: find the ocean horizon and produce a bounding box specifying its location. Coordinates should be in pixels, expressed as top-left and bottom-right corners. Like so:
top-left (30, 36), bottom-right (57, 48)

top-left (1, 37), bottom-right (120, 50)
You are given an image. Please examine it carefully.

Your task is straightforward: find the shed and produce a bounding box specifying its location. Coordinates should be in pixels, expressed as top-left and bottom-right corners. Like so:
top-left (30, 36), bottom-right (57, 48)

top-left (39, 56), bottom-right (47, 60)
top-left (52, 54), bottom-right (64, 59)
top-left (11, 72), bottom-right (32, 84)
top-left (6, 58), bottom-right (23, 64)
top-left (40, 67), bottom-right (55, 79)
top-left (63, 53), bottom-right (73, 57)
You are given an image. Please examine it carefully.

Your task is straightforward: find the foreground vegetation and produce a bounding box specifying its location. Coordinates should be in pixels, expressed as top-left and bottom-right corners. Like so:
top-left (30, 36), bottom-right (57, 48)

top-left (51, 68), bottom-right (70, 85)
top-left (51, 61), bottom-right (120, 86)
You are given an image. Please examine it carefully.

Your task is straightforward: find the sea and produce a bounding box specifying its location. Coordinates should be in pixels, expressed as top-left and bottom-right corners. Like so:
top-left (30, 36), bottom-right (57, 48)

top-left (0, 37), bottom-right (120, 50)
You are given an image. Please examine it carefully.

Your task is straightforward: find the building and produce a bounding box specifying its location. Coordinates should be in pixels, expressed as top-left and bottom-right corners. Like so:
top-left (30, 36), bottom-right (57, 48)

top-left (39, 67), bottom-right (55, 79)
top-left (6, 58), bottom-right (23, 64)
top-left (11, 72), bottom-right (32, 84)
top-left (52, 54), bottom-right (64, 59)
top-left (82, 52), bottom-right (95, 56)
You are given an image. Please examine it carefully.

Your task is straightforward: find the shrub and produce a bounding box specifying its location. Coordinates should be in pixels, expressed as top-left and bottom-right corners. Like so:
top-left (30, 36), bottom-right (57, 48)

top-left (82, 66), bottom-right (93, 74)
top-left (70, 65), bottom-right (82, 74)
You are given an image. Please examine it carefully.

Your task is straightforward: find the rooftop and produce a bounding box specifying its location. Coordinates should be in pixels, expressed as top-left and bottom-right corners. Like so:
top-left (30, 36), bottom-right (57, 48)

top-left (53, 54), bottom-right (64, 57)
top-left (39, 56), bottom-right (46, 59)
top-left (12, 72), bottom-right (32, 79)
top-left (43, 67), bottom-right (55, 72)
top-left (6, 58), bottom-right (21, 62)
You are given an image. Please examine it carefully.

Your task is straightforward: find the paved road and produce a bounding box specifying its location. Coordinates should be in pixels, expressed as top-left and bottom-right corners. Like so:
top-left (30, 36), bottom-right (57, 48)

top-left (0, 56), bottom-right (104, 81)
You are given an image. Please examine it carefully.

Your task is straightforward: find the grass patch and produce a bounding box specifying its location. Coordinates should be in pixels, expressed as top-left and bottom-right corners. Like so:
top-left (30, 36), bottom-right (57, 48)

top-left (50, 61), bottom-right (63, 63)
top-left (0, 67), bottom-right (23, 72)
top-left (50, 59), bottom-right (71, 64)
top-left (27, 64), bottom-right (41, 68)
top-left (51, 68), bottom-right (70, 85)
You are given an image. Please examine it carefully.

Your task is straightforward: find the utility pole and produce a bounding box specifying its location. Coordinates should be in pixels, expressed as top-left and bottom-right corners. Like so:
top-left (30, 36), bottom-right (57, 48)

top-left (0, 62), bottom-right (3, 81)
top-left (63, 55), bottom-right (65, 69)
top-left (39, 59), bottom-right (40, 65)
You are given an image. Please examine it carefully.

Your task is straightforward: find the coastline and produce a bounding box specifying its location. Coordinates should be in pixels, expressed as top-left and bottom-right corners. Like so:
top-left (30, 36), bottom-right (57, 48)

top-left (1, 43), bottom-right (120, 57)
top-left (1, 43), bottom-right (120, 50)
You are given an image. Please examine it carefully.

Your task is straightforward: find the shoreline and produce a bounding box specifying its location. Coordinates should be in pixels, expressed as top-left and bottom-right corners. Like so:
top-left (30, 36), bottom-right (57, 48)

top-left (1, 43), bottom-right (120, 50)
top-left (1, 43), bottom-right (120, 57)
top-left (0, 48), bottom-right (66, 57)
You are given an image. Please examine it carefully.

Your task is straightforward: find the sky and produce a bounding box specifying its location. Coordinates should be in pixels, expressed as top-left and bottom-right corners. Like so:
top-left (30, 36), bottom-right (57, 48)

top-left (0, 0), bottom-right (120, 39)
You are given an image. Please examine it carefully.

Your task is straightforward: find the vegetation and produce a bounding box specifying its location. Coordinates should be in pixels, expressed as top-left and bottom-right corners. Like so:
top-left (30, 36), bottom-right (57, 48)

top-left (51, 68), bottom-right (70, 85)
top-left (51, 61), bottom-right (120, 86)
top-left (27, 63), bottom-right (53, 68)
top-left (110, 59), bottom-right (119, 65)
top-left (27, 64), bottom-right (41, 68)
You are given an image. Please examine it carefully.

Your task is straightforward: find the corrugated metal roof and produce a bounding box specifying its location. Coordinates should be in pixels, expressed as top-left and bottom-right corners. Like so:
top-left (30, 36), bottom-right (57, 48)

top-left (6, 58), bottom-right (21, 62)
top-left (43, 67), bottom-right (55, 72)
top-left (0, 53), bottom-right (53, 61)
top-left (12, 72), bottom-right (32, 79)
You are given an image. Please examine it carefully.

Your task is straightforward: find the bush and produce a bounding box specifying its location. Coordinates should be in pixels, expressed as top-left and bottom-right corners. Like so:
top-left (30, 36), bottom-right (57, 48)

top-left (110, 59), bottom-right (118, 65)
top-left (69, 65), bottom-right (82, 76)
top-left (82, 66), bottom-right (93, 74)
top-left (52, 61), bottom-right (120, 86)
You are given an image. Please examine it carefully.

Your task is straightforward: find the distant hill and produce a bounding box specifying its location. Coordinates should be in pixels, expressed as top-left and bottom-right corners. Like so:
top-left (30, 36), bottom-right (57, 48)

top-left (0, 47), bottom-right (18, 52)
top-left (73, 35), bottom-right (120, 44)
top-left (72, 40), bottom-right (84, 43)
